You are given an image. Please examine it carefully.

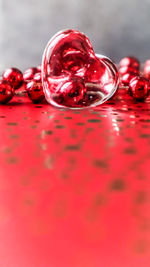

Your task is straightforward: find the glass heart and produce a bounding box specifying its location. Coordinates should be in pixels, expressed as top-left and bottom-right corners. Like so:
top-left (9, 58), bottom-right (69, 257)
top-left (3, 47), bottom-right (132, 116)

top-left (42, 29), bottom-right (119, 109)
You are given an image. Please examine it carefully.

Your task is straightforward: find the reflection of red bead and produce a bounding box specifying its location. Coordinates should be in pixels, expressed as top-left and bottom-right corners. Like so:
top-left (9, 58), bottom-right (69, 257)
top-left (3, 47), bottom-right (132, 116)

top-left (0, 80), bottom-right (14, 103)
top-left (119, 66), bottom-right (139, 76)
top-left (2, 68), bottom-right (23, 90)
top-left (121, 72), bottom-right (138, 86)
top-left (26, 81), bottom-right (45, 103)
top-left (143, 65), bottom-right (150, 79)
top-left (119, 57), bottom-right (140, 70)
top-left (53, 79), bottom-right (86, 107)
top-left (23, 68), bottom-right (39, 82)
top-left (85, 58), bottom-right (105, 82)
top-left (129, 76), bottom-right (149, 100)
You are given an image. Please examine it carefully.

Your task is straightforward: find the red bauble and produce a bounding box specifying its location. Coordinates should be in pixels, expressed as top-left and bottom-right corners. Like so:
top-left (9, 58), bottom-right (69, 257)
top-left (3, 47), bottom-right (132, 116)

top-left (0, 80), bottom-right (14, 103)
top-left (119, 66), bottom-right (139, 76)
top-left (129, 76), bottom-right (150, 100)
top-left (121, 72), bottom-right (138, 86)
top-left (26, 81), bottom-right (45, 103)
top-left (119, 57), bottom-right (140, 70)
top-left (143, 64), bottom-right (150, 79)
top-left (23, 68), bottom-right (39, 82)
top-left (2, 68), bottom-right (23, 90)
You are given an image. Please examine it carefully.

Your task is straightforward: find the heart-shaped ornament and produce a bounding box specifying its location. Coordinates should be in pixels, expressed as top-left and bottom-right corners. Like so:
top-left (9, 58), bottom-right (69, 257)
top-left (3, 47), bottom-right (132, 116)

top-left (42, 29), bottom-right (119, 109)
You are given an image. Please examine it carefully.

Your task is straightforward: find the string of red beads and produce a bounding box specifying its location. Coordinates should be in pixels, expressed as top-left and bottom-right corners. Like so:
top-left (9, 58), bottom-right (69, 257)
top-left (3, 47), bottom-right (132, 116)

top-left (0, 66), bottom-right (44, 104)
top-left (119, 57), bottom-right (150, 100)
top-left (0, 57), bottom-right (150, 104)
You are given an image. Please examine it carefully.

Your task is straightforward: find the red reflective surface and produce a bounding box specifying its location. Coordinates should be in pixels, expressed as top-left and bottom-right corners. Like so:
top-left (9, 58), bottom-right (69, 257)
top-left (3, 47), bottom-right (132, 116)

top-left (0, 89), bottom-right (150, 267)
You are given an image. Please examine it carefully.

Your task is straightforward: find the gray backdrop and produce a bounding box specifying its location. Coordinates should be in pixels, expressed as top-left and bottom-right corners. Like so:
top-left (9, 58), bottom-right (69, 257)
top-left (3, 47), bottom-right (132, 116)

top-left (0, 0), bottom-right (150, 71)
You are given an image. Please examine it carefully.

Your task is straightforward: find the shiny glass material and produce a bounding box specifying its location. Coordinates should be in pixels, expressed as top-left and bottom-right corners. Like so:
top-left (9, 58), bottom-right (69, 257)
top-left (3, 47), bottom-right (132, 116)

top-left (42, 29), bottom-right (119, 109)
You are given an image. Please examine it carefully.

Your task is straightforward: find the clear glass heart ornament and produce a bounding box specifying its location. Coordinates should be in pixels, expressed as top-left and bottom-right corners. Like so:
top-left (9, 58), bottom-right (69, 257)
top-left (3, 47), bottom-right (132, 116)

top-left (41, 29), bottom-right (119, 109)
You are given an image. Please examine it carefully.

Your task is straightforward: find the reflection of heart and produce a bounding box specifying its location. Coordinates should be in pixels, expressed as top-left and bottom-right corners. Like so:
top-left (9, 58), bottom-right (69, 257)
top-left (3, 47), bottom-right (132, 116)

top-left (42, 29), bottom-right (119, 108)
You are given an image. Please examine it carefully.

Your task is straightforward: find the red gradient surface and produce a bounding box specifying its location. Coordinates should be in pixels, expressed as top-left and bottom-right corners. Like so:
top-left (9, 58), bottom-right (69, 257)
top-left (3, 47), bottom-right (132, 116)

top-left (0, 89), bottom-right (149, 267)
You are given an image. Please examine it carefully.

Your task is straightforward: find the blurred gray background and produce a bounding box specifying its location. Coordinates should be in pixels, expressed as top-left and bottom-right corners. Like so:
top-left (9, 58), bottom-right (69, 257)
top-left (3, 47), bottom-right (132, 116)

top-left (0, 0), bottom-right (150, 71)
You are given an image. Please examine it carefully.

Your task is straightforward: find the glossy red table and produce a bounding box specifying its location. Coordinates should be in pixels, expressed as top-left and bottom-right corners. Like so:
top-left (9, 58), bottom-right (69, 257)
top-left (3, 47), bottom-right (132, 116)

top-left (0, 89), bottom-right (149, 267)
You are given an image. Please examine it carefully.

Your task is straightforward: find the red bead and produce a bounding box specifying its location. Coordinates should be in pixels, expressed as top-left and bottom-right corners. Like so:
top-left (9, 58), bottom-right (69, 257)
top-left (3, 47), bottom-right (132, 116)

top-left (23, 68), bottom-right (39, 82)
top-left (26, 81), bottom-right (45, 103)
top-left (121, 72), bottom-right (138, 86)
top-left (0, 80), bottom-right (14, 104)
top-left (42, 29), bottom-right (119, 108)
top-left (84, 57), bottom-right (106, 82)
top-left (144, 59), bottom-right (150, 66)
top-left (119, 66), bottom-right (139, 76)
top-left (33, 72), bottom-right (41, 83)
top-left (129, 76), bottom-right (150, 100)
top-left (143, 64), bottom-right (150, 79)
top-left (37, 65), bottom-right (41, 72)
top-left (119, 57), bottom-right (140, 70)
top-left (2, 68), bottom-right (23, 90)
